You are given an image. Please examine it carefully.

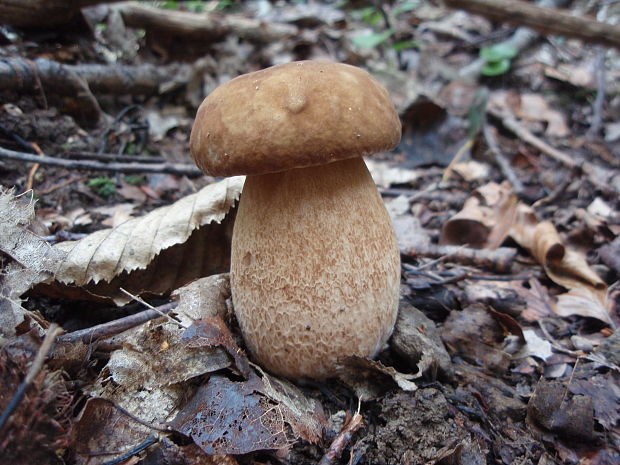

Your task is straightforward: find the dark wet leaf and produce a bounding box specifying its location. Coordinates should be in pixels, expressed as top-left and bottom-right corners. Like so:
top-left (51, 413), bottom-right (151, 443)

top-left (170, 375), bottom-right (289, 455)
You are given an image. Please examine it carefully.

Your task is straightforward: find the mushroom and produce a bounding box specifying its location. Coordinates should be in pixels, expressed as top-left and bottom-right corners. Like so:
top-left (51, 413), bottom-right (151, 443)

top-left (190, 60), bottom-right (401, 379)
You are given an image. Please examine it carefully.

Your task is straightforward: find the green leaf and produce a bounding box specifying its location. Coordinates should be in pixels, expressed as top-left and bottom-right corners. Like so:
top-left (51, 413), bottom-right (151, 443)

top-left (352, 30), bottom-right (393, 49)
top-left (125, 175), bottom-right (146, 186)
top-left (88, 177), bottom-right (117, 198)
top-left (480, 44), bottom-right (518, 62)
top-left (159, 1), bottom-right (179, 10)
top-left (393, 40), bottom-right (419, 51)
top-left (393, 0), bottom-right (419, 16)
top-left (351, 7), bottom-right (382, 25)
top-left (481, 58), bottom-right (511, 76)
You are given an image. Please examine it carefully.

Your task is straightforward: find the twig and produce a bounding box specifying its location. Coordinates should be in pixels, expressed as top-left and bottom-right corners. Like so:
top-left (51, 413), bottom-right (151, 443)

top-left (36, 175), bottom-right (85, 195)
top-left (119, 2), bottom-right (298, 44)
top-left (444, 0), bottom-right (620, 49)
top-left (0, 146), bottom-right (203, 177)
top-left (68, 152), bottom-right (166, 164)
top-left (0, 324), bottom-right (63, 430)
top-left (24, 142), bottom-right (45, 192)
top-left (458, 0), bottom-right (569, 79)
top-left (318, 412), bottom-right (364, 465)
top-left (57, 302), bottom-right (178, 344)
top-left (402, 244), bottom-right (517, 273)
top-left (119, 288), bottom-right (186, 329)
top-left (487, 105), bottom-right (616, 194)
top-left (441, 138), bottom-right (475, 184)
top-left (482, 121), bottom-right (525, 195)
top-left (102, 435), bottom-right (159, 465)
top-left (587, 46), bottom-right (607, 139)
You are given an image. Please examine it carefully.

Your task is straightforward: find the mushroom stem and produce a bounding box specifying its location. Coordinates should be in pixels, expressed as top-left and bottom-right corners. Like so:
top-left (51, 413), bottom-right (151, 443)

top-left (231, 156), bottom-right (400, 379)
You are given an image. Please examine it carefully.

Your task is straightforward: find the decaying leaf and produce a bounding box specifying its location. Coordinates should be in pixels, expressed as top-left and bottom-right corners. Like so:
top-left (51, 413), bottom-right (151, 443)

top-left (35, 177), bottom-right (243, 304)
top-left (90, 319), bottom-right (231, 425)
top-left (183, 316), bottom-right (251, 379)
top-left (390, 302), bottom-right (453, 379)
top-left (527, 379), bottom-right (595, 441)
top-left (171, 375), bottom-right (290, 455)
top-left (73, 397), bottom-right (154, 465)
top-left (337, 356), bottom-right (418, 401)
top-left (0, 189), bottom-right (66, 342)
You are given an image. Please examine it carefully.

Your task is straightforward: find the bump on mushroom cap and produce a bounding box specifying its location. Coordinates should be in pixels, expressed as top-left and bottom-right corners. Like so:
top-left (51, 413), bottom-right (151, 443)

top-left (190, 60), bottom-right (402, 177)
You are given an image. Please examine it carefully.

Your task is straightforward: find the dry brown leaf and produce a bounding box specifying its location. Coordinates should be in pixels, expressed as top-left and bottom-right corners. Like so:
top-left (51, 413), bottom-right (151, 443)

top-left (556, 288), bottom-right (613, 327)
top-left (37, 177), bottom-right (243, 304)
top-left (440, 181), bottom-right (517, 250)
top-left (517, 94), bottom-right (569, 138)
top-left (510, 204), bottom-right (612, 326)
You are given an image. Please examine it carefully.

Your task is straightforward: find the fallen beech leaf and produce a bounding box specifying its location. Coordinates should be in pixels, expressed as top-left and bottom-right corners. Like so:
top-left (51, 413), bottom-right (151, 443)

top-left (37, 177), bottom-right (243, 304)
top-left (90, 316), bottom-right (231, 424)
top-left (256, 370), bottom-right (326, 444)
top-left (183, 316), bottom-right (251, 379)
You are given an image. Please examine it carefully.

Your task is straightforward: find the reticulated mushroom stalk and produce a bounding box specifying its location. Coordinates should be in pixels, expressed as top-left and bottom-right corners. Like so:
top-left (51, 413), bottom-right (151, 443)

top-left (231, 157), bottom-right (400, 379)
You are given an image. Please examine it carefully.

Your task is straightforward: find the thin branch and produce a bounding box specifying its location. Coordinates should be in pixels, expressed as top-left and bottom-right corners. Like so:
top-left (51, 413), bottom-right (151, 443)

top-left (0, 146), bottom-right (204, 177)
top-left (318, 412), bottom-right (364, 465)
top-left (482, 121), bottom-right (525, 195)
top-left (0, 324), bottom-right (63, 430)
top-left (402, 244), bottom-right (517, 274)
top-left (444, 0), bottom-right (620, 48)
top-left (57, 302), bottom-right (178, 344)
top-left (67, 152), bottom-right (166, 164)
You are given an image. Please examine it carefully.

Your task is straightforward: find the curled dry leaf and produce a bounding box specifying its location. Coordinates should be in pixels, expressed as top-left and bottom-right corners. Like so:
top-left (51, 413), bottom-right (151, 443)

top-left (440, 181), bottom-right (518, 249)
top-left (442, 184), bottom-right (613, 326)
top-left (337, 356), bottom-right (418, 401)
top-left (511, 204), bottom-right (612, 326)
top-left (37, 177), bottom-right (244, 304)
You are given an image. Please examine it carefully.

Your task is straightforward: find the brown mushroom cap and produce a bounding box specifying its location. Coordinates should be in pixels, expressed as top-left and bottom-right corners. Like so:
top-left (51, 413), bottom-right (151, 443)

top-left (190, 60), bottom-right (401, 177)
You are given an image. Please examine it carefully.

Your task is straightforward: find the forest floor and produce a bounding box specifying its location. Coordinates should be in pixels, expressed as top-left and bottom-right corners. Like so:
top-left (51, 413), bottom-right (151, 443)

top-left (0, 1), bottom-right (619, 464)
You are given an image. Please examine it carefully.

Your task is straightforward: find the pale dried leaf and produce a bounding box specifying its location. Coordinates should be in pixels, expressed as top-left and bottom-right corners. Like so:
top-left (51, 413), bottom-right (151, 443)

top-left (172, 273), bottom-right (231, 324)
top-left (366, 159), bottom-right (420, 187)
top-left (41, 177), bottom-right (243, 304)
top-left (451, 161), bottom-right (491, 182)
top-left (90, 316), bottom-right (231, 423)
top-left (0, 189), bottom-right (66, 342)
top-left (556, 288), bottom-right (614, 327)
top-left (257, 370), bottom-right (326, 444)
top-left (514, 329), bottom-right (553, 361)
top-left (517, 93), bottom-right (569, 138)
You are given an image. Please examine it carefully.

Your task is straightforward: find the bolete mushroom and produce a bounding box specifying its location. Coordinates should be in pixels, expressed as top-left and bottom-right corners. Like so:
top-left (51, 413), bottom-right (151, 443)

top-left (190, 60), bottom-right (401, 379)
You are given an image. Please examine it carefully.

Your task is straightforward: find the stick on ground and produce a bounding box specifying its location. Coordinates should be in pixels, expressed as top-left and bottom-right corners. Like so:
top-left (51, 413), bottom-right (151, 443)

top-left (0, 324), bottom-right (63, 430)
top-left (0, 146), bottom-right (204, 177)
top-left (444, 0), bottom-right (620, 49)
